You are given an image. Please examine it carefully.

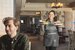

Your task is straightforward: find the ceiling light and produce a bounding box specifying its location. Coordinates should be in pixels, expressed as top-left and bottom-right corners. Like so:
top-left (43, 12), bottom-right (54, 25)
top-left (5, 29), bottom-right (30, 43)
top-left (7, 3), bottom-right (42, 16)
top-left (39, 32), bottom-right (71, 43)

top-left (50, 2), bottom-right (63, 8)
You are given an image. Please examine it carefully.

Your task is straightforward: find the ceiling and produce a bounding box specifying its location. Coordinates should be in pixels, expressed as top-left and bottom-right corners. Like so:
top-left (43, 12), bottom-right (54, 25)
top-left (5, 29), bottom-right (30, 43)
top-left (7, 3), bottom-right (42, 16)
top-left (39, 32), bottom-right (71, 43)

top-left (15, 0), bottom-right (75, 17)
top-left (26, 0), bottom-right (75, 7)
top-left (26, 0), bottom-right (75, 3)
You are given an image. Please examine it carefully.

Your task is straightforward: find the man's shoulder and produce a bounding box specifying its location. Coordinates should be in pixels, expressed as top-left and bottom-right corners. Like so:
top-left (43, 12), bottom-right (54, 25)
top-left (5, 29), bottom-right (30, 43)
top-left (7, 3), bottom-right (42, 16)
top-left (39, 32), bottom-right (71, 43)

top-left (0, 35), bottom-right (8, 39)
top-left (0, 35), bottom-right (8, 41)
top-left (18, 33), bottom-right (29, 42)
top-left (19, 33), bottom-right (28, 37)
top-left (18, 33), bottom-right (28, 39)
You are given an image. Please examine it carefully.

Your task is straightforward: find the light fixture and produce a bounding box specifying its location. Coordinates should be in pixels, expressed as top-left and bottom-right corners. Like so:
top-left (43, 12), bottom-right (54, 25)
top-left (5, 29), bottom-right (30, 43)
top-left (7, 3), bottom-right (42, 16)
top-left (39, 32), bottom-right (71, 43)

top-left (50, 0), bottom-right (63, 8)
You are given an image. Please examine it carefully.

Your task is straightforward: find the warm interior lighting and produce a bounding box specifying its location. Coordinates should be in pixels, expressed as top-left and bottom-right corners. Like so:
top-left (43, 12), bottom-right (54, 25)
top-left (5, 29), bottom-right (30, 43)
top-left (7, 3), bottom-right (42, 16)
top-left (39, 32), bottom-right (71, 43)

top-left (50, 2), bottom-right (63, 8)
top-left (56, 3), bottom-right (63, 7)
top-left (50, 0), bottom-right (63, 8)
top-left (50, 3), bottom-right (55, 7)
top-left (36, 12), bottom-right (40, 14)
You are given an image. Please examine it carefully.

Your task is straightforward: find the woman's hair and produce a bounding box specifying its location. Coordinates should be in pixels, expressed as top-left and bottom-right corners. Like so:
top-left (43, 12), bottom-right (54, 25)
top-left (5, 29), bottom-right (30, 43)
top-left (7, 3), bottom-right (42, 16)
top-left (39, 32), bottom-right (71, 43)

top-left (53, 16), bottom-right (57, 22)
top-left (46, 10), bottom-right (57, 22)
top-left (2, 17), bottom-right (20, 27)
top-left (48, 10), bottom-right (55, 15)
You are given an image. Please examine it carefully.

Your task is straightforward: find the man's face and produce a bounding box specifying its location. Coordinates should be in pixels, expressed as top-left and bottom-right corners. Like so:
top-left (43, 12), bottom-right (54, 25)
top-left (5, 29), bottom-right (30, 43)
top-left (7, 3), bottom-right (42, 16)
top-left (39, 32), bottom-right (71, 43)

top-left (5, 20), bottom-right (18, 38)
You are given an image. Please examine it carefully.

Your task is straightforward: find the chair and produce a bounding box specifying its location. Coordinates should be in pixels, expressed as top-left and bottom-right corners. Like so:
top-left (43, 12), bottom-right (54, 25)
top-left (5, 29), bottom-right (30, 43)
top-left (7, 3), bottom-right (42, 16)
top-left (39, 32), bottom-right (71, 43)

top-left (68, 30), bottom-right (75, 50)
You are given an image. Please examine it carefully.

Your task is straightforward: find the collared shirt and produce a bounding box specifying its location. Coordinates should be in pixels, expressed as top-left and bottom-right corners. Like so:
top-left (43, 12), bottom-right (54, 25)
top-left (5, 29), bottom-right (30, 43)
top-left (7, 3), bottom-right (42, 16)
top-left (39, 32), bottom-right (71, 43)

top-left (0, 33), bottom-right (29, 50)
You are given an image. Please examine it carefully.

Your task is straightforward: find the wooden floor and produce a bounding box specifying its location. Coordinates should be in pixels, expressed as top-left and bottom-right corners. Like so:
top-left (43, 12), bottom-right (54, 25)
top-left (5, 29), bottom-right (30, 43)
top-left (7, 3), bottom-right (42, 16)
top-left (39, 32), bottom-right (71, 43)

top-left (29, 35), bottom-right (68, 50)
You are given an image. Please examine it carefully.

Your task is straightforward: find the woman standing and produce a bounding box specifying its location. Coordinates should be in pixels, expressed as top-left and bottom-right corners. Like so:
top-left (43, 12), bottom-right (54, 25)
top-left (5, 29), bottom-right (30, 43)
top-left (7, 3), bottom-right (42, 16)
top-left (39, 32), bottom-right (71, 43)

top-left (43, 10), bottom-right (59, 50)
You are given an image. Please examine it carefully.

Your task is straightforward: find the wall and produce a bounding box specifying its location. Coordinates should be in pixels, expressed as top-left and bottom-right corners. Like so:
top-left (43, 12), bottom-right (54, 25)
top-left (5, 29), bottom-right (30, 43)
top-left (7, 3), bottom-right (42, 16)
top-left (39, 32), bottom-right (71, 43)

top-left (21, 3), bottom-right (73, 35)
top-left (64, 10), bottom-right (75, 31)
top-left (21, 3), bottom-right (72, 11)
top-left (64, 11), bottom-right (72, 30)
top-left (0, 0), bottom-right (14, 36)
top-left (72, 10), bottom-right (75, 31)
top-left (15, 0), bottom-right (22, 18)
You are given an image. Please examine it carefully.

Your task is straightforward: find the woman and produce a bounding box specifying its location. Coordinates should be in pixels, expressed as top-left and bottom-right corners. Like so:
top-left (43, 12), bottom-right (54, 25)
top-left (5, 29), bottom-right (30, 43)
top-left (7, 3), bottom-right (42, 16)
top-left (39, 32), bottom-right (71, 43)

top-left (43, 10), bottom-right (59, 50)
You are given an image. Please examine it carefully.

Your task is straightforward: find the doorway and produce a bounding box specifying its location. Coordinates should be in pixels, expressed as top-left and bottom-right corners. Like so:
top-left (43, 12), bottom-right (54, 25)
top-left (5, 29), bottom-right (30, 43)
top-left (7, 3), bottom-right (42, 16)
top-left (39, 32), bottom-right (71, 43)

top-left (20, 15), bottom-right (41, 35)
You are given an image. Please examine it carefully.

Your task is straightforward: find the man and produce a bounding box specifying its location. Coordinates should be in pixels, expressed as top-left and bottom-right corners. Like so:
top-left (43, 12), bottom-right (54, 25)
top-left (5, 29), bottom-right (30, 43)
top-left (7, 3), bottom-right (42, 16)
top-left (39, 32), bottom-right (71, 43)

top-left (0, 17), bottom-right (29, 50)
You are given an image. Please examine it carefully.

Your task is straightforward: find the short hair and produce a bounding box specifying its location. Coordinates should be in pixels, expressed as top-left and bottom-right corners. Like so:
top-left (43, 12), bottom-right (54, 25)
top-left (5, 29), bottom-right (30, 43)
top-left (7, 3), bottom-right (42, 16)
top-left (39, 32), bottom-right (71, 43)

top-left (2, 17), bottom-right (20, 27)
